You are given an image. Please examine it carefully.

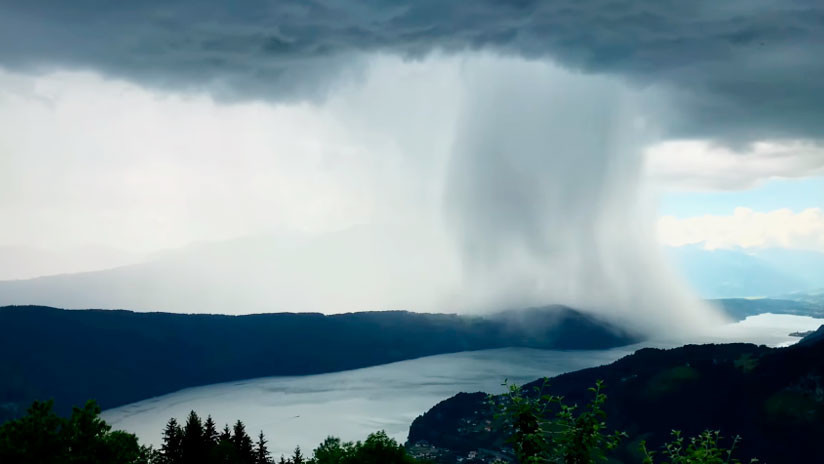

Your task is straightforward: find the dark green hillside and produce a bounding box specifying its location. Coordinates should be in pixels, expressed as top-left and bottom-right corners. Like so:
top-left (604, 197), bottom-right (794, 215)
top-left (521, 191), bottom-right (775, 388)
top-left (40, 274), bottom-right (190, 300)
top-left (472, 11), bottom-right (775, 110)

top-left (0, 305), bottom-right (634, 423)
top-left (408, 330), bottom-right (824, 463)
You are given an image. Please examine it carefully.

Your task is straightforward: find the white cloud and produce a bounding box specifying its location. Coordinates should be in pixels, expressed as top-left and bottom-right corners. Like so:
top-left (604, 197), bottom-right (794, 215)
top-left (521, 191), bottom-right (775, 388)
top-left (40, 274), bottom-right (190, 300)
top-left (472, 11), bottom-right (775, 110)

top-left (658, 207), bottom-right (824, 251)
top-left (644, 139), bottom-right (824, 191)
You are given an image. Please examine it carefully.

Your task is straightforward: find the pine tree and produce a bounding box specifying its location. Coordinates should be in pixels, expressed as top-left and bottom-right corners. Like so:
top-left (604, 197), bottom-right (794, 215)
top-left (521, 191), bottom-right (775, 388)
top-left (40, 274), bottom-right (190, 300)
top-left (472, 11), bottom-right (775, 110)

top-left (291, 445), bottom-right (304, 464)
top-left (278, 455), bottom-right (288, 464)
top-left (213, 424), bottom-right (237, 464)
top-left (160, 418), bottom-right (183, 464)
top-left (254, 431), bottom-right (272, 464)
top-left (203, 416), bottom-right (219, 446)
top-left (219, 424), bottom-right (231, 443)
top-left (232, 420), bottom-right (254, 464)
top-left (181, 411), bottom-right (204, 464)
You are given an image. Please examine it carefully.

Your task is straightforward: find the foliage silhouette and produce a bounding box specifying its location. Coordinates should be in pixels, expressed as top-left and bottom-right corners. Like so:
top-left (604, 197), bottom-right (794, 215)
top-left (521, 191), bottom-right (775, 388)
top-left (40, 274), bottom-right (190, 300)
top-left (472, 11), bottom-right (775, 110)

top-left (640, 430), bottom-right (757, 464)
top-left (0, 400), bottom-right (152, 464)
top-left (493, 379), bottom-right (625, 463)
top-left (493, 380), bottom-right (758, 464)
top-left (255, 430), bottom-right (272, 464)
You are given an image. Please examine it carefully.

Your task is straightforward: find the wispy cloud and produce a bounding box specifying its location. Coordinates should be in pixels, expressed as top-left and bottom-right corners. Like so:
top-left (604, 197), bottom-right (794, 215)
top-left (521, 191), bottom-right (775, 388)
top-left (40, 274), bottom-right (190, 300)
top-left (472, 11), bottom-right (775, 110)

top-left (645, 140), bottom-right (824, 191)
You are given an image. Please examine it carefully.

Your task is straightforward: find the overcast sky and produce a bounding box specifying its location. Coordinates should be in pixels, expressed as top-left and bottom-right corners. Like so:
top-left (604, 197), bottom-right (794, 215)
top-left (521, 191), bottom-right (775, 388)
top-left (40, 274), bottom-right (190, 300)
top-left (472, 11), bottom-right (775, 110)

top-left (0, 1), bottom-right (822, 326)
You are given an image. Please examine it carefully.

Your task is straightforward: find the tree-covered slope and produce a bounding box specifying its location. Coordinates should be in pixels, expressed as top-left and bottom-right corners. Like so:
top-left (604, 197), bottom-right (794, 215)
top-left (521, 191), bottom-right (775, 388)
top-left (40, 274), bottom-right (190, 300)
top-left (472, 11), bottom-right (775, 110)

top-left (0, 305), bottom-right (634, 423)
top-left (408, 331), bottom-right (824, 463)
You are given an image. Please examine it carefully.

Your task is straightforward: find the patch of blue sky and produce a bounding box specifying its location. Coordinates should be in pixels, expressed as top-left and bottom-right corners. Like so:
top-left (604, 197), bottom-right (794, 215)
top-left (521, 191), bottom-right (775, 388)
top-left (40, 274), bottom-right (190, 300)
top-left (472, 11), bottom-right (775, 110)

top-left (658, 176), bottom-right (824, 217)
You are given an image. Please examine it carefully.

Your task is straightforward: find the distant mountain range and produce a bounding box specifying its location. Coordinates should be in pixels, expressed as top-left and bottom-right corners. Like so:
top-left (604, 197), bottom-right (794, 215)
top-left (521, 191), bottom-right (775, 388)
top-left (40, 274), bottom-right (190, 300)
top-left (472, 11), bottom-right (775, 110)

top-left (668, 246), bottom-right (824, 298)
top-left (0, 228), bottom-right (461, 315)
top-left (2, 240), bottom-right (821, 314)
top-left (0, 305), bottom-right (635, 424)
top-left (407, 328), bottom-right (824, 463)
top-left (0, 226), bottom-right (821, 316)
top-left (714, 297), bottom-right (824, 320)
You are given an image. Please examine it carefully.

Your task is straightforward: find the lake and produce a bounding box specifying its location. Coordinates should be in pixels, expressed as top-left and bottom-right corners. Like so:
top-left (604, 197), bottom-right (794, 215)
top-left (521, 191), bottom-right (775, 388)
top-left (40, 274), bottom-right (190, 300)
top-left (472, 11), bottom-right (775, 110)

top-left (102, 313), bottom-right (823, 457)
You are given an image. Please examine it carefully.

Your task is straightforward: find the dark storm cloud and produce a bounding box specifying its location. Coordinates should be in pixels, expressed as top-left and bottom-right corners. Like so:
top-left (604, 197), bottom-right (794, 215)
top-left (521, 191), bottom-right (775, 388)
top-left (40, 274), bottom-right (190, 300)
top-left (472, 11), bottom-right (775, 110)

top-left (1, 0), bottom-right (822, 139)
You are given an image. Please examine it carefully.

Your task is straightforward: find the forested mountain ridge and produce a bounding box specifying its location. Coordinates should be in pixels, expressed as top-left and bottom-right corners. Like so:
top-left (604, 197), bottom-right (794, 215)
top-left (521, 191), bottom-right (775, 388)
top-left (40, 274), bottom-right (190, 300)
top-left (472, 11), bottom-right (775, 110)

top-left (0, 304), bottom-right (635, 423)
top-left (714, 296), bottom-right (824, 320)
top-left (407, 330), bottom-right (824, 463)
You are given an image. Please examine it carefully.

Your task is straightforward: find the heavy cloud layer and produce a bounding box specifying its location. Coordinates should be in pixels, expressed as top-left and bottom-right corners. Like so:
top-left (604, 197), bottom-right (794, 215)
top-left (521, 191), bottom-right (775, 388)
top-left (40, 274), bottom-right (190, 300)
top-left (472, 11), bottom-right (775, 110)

top-left (2, 0), bottom-right (823, 140)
